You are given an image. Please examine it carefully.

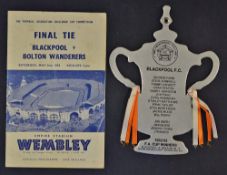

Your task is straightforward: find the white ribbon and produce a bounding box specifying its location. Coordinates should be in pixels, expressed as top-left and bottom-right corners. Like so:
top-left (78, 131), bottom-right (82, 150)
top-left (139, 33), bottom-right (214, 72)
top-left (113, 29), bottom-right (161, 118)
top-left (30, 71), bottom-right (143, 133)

top-left (120, 86), bottom-right (139, 143)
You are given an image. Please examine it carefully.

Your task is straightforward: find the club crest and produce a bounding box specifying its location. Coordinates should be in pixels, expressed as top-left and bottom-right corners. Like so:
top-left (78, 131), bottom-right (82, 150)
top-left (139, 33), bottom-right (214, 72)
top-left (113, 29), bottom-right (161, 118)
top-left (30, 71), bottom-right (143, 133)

top-left (152, 40), bottom-right (178, 66)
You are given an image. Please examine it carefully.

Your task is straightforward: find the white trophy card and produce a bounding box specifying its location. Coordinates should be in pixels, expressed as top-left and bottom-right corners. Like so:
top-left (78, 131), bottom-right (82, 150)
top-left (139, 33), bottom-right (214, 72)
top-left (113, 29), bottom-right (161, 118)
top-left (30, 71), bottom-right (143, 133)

top-left (110, 5), bottom-right (219, 155)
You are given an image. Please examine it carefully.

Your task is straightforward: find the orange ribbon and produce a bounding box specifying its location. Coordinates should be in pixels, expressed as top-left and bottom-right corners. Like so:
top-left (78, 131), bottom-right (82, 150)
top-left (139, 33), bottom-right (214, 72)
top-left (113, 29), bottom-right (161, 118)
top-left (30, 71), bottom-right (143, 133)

top-left (189, 88), bottom-right (216, 146)
top-left (200, 104), bottom-right (213, 143)
top-left (123, 87), bottom-right (139, 145)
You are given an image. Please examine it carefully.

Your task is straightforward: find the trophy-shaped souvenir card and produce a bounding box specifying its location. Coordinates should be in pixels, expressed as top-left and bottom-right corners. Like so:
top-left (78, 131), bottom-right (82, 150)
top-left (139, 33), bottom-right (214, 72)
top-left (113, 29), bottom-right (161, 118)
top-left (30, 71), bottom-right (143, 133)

top-left (110, 5), bottom-right (219, 155)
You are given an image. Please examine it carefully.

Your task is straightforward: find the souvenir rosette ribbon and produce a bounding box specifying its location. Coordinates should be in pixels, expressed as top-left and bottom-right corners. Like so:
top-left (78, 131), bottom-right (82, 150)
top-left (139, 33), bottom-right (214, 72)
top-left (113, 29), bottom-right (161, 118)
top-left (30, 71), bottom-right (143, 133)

top-left (110, 5), bottom-right (220, 155)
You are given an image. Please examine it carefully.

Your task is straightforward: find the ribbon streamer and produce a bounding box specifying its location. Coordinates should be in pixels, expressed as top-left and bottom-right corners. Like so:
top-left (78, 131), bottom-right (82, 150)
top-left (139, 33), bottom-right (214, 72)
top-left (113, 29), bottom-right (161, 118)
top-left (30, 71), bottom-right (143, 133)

top-left (120, 86), bottom-right (140, 145)
top-left (188, 88), bottom-right (218, 147)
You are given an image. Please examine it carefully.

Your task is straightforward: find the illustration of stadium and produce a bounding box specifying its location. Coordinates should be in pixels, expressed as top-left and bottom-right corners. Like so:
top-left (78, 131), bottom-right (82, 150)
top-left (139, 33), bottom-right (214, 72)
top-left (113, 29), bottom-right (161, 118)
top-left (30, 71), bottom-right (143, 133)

top-left (6, 71), bottom-right (105, 132)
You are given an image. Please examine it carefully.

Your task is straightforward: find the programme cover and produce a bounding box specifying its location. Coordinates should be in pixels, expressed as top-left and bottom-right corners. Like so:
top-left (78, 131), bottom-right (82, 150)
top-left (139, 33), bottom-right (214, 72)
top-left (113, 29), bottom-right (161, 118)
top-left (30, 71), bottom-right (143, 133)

top-left (6, 11), bottom-right (106, 168)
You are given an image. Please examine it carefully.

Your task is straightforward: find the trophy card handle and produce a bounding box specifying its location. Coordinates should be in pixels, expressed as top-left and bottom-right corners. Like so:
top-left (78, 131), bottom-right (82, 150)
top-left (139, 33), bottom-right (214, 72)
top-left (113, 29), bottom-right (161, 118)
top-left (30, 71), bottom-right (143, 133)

top-left (109, 47), bottom-right (137, 88)
top-left (189, 51), bottom-right (220, 90)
